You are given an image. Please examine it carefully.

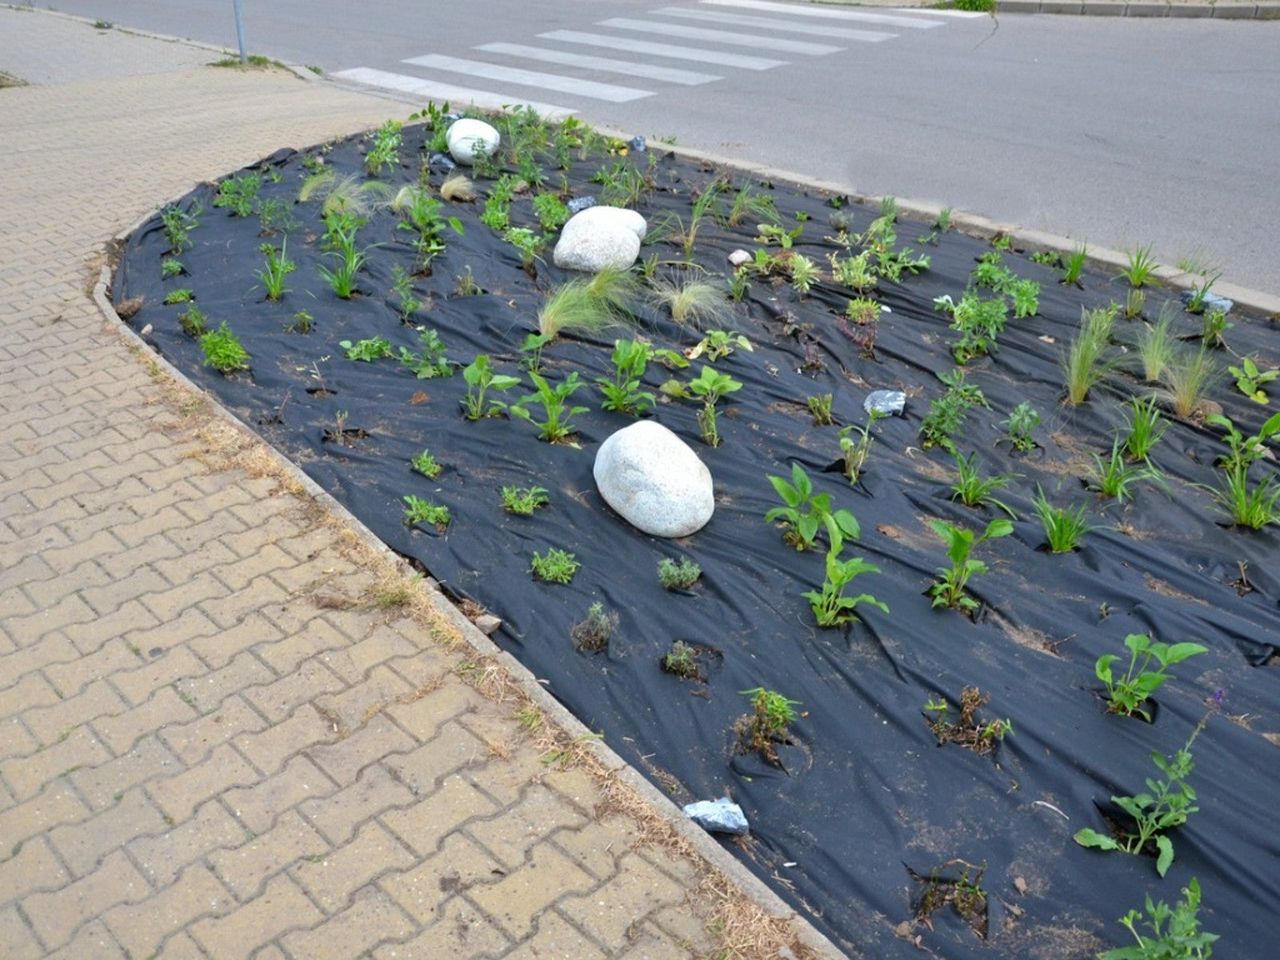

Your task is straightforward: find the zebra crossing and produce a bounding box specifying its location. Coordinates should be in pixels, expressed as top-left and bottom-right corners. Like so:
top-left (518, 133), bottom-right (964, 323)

top-left (333, 0), bottom-right (981, 118)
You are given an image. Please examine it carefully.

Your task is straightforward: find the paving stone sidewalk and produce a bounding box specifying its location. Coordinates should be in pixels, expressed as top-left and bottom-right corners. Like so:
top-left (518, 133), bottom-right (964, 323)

top-left (0, 11), bottom-right (819, 959)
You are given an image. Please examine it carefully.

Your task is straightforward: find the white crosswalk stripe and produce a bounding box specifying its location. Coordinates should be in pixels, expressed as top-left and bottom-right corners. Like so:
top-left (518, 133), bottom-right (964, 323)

top-left (474, 42), bottom-right (723, 86)
top-left (334, 2), bottom-right (968, 115)
top-left (655, 6), bottom-right (895, 42)
top-left (596, 17), bottom-right (844, 55)
top-left (701, 0), bottom-right (947, 28)
top-left (538, 30), bottom-right (787, 71)
top-left (331, 67), bottom-right (576, 119)
top-left (401, 54), bottom-right (654, 103)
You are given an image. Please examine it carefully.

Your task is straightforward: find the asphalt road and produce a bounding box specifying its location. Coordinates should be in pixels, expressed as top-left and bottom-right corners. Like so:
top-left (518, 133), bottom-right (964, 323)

top-left (38, 0), bottom-right (1280, 294)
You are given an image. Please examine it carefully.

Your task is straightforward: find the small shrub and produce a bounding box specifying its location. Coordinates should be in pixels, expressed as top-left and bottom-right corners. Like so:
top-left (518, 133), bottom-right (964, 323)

top-left (178, 305), bottom-right (208, 337)
top-left (530, 548), bottom-right (580, 584)
top-left (571, 602), bottom-right (617, 652)
top-left (737, 687), bottom-right (799, 765)
top-left (596, 339), bottom-right (655, 416)
top-left (213, 173), bottom-right (262, 217)
top-left (657, 556), bottom-right (701, 590)
top-left (532, 193), bottom-right (571, 231)
top-left (403, 495), bottom-right (450, 531)
top-left (500, 485), bottom-right (550, 516)
top-left (510, 370), bottom-right (589, 444)
top-left (1074, 716), bottom-right (1209, 877)
top-left (919, 369), bottom-right (988, 454)
top-left (1100, 878), bottom-right (1217, 960)
top-left (365, 119), bottom-right (403, 176)
top-left (410, 449), bottom-right (442, 479)
top-left (199, 322), bottom-right (249, 374)
top-left (661, 641), bottom-right (701, 680)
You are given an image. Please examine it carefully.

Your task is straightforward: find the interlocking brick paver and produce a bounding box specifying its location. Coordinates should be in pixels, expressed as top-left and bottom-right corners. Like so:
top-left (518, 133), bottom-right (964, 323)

top-left (0, 9), bottom-right (753, 956)
top-left (281, 887), bottom-right (416, 958)
top-left (102, 863), bottom-right (234, 960)
top-left (468, 844), bottom-right (597, 940)
top-left (210, 809), bottom-right (330, 900)
top-left (22, 850), bottom-right (149, 950)
top-left (190, 873), bottom-right (323, 960)
top-left (293, 821), bottom-right (417, 913)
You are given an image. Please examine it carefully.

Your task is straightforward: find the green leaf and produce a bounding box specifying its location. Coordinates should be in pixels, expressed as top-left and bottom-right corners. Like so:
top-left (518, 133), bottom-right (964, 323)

top-left (1163, 642), bottom-right (1208, 665)
top-left (1095, 654), bottom-right (1117, 685)
top-left (1073, 828), bottom-right (1119, 851)
top-left (1155, 836), bottom-right (1174, 877)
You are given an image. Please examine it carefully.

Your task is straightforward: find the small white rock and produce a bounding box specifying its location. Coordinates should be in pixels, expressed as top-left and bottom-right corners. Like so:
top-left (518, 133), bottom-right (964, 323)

top-left (593, 421), bottom-right (714, 538)
top-left (445, 118), bottom-right (500, 166)
top-left (727, 249), bottom-right (751, 268)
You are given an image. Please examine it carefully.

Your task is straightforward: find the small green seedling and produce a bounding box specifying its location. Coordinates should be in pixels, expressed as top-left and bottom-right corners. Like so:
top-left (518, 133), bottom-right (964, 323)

top-left (765, 463), bottom-right (860, 552)
top-left (661, 641), bottom-right (701, 680)
top-left (999, 401), bottom-right (1040, 453)
top-left (1088, 440), bottom-right (1164, 502)
top-left (838, 411), bottom-right (882, 485)
top-left (510, 370), bottom-right (589, 444)
top-left (686, 330), bottom-right (751, 363)
top-left (256, 239), bottom-right (295, 301)
top-left (164, 288), bottom-right (194, 305)
top-left (929, 518), bottom-right (1014, 615)
top-left (1228, 356), bottom-right (1277, 404)
top-left (807, 394), bottom-right (834, 426)
top-left (161, 258), bottom-right (184, 279)
top-left (1122, 396), bottom-right (1168, 462)
top-left (803, 547), bottom-right (887, 627)
top-left (410, 449), bottom-right (442, 479)
top-left (530, 548), bottom-right (580, 584)
top-left (340, 337), bottom-right (393, 362)
top-left (1061, 242), bottom-right (1087, 285)
top-left (461, 355), bottom-right (521, 420)
top-left (403, 495), bottom-right (450, 530)
top-left (178, 305), bottom-right (208, 337)
top-left (597, 339), bottom-right (655, 416)
top-left (213, 173), bottom-right (261, 217)
top-left (657, 556), bottom-right (701, 590)
top-left (919, 369), bottom-right (989, 454)
top-left (1096, 633), bottom-right (1207, 722)
top-left (159, 202), bottom-right (201, 254)
top-left (683, 366), bottom-right (743, 447)
top-left (500, 486), bottom-right (550, 516)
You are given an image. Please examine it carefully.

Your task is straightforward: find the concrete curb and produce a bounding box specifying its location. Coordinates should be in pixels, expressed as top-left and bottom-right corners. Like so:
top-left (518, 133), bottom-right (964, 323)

top-left (2, 4), bottom-right (321, 81)
top-left (94, 241), bottom-right (848, 960)
top-left (806, 0), bottom-right (1280, 18)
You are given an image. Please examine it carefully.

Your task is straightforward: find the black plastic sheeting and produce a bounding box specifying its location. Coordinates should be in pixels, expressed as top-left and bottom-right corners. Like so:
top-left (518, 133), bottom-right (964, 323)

top-left (115, 126), bottom-right (1279, 959)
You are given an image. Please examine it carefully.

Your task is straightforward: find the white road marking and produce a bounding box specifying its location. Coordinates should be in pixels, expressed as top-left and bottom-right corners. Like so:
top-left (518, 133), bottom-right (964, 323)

top-left (474, 42), bottom-right (723, 86)
top-left (538, 30), bottom-right (787, 70)
top-left (701, 0), bottom-right (946, 28)
top-left (653, 6), bottom-right (895, 42)
top-left (597, 17), bottom-right (844, 55)
top-left (331, 67), bottom-right (576, 118)
top-left (401, 53), bottom-right (654, 102)
top-left (883, 7), bottom-right (988, 16)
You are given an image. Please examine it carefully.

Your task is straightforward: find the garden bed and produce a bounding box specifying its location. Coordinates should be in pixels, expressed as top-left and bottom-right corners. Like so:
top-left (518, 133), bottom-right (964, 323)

top-left (114, 110), bottom-right (1279, 959)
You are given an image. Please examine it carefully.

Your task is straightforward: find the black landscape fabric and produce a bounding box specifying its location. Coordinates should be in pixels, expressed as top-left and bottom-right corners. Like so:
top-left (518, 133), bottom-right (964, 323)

top-left (116, 122), bottom-right (1279, 959)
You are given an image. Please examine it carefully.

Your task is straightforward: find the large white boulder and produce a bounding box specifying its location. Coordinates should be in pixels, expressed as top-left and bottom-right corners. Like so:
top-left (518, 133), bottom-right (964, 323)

top-left (446, 118), bottom-right (500, 166)
top-left (553, 206), bottom-right (647, 272)
top-left (593, 421), bottom-right (714, 538)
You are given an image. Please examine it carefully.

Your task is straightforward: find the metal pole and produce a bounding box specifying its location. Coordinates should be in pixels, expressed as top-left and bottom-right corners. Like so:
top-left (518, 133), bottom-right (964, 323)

top-left (232, 0), bottom-right (247, 64)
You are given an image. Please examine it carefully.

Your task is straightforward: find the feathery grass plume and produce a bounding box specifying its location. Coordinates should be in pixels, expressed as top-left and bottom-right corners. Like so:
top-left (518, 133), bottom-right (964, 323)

top-left (1161, 346), bottom-right (1220, 420)
top-left (538, 268), bottom-right (638, 340)
top-left (1135, 306), bottom-right (1178, 383)
top-left (649, 277), bottom-right (734, 329)
top-left (440, 173), bottom-right (476, 202)
top-left (299, 172), bottom-right (394, 218)
top-left (1061, 305), bottom-right (1116, 405)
